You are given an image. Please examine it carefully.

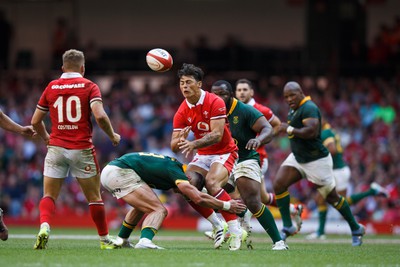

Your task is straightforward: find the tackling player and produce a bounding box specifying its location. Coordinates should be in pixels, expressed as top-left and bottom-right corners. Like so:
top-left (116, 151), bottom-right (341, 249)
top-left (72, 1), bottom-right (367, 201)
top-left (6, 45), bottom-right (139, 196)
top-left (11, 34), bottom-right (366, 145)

top-left (100, 152), bottom-right (246, 249)
top-left (31, 49), bottom-right (121, 250)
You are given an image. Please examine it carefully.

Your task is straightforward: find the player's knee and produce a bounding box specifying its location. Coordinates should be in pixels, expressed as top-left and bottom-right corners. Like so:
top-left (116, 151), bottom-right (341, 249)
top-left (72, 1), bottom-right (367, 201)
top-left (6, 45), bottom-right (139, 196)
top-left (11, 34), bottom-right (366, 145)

top-left (187, 171), bottom-right (205, 190)
top-left (155, 205), bottom-right (168, 218)
top-left (244, 199), bottom-right (262, 213)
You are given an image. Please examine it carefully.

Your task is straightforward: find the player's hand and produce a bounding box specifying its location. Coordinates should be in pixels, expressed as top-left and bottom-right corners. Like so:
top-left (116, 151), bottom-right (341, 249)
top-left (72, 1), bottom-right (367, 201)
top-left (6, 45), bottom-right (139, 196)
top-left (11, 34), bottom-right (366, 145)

top-left (228, 199), bottom-right (246, 214)
top-left (278, 122), bottom-right (289, 133)
top-left (21, 126), bottom-right (37, 137)
top-left (111, 133), bottom-right (121, 146)
top-left (178, 139), bottom-right (195, 158)
top-left (179, 126), bottom-right (191, 140)
top-left (245, 138), bottom-right (261, 150)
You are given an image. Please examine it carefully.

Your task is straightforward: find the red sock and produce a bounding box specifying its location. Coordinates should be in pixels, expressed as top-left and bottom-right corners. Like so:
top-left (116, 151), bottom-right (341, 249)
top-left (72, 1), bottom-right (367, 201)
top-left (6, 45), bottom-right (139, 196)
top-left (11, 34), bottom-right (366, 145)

top-left (39, 196), bottom-right (55, 225)
top-left (268, 193), bottom-right (277, 207)
top-left (89, 201), bottom-right (108, 236)
top-left (188, 201), bottom-right (214, 218)
top-left (214, 189), bottom-right (237, 222)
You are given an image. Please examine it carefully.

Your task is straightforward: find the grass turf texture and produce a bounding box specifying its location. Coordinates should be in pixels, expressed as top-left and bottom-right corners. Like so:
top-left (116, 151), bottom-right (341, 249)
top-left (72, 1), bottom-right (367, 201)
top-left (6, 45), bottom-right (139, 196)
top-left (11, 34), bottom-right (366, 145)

top-left (1, 228), bottom-right (399, 267)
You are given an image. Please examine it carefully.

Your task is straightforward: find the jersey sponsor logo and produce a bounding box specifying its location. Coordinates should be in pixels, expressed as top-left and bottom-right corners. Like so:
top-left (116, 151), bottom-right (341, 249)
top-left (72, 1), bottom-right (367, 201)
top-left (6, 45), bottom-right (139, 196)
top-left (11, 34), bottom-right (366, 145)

top-left (57, 125), bottom-right (79, 130)
top-left (51, 83), bottom-right (85, 89)
top-left (197, 121), bottom-right (210, 131)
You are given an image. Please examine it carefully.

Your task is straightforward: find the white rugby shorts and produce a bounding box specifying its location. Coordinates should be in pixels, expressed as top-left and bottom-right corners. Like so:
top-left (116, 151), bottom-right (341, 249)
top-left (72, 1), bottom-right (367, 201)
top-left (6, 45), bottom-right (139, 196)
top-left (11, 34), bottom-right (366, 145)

top-left (281, 153), bottom-right (336, 198)
top-left (43, 146), bottom-right (99, 178)
top-left (333, 165), bottom-right (351, 192)
top-left (100, 165), bottom-right (145, 199)
top-left (189, 152), bottom-right (237, 174)
top-left (227, 159), bottom-right (262, 187)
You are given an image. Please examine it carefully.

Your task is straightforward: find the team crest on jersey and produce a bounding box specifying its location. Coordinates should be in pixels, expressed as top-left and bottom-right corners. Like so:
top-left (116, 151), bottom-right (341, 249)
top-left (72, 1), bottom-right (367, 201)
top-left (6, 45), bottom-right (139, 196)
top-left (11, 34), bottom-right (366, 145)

top-left (203, 111), bottom-right (209, 118)
top-left (187, 117), bottom-right (192, 123)
top-left (233, 116), bottom-right (239, 124)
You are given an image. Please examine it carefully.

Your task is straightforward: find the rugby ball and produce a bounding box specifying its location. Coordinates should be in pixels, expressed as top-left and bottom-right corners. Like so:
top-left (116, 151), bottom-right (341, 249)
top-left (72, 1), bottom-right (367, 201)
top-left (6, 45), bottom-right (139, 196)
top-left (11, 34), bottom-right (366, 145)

top-left (146, 48), bottom-right (173, 72)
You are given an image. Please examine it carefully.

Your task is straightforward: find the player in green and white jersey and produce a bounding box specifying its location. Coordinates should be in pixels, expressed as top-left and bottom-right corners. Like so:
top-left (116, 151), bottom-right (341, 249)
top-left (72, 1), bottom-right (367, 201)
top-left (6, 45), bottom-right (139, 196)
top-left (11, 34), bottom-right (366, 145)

top-left (210, 80), bottom-right (288, 250)
top-left (100, 152), bottom-right (245, 249)
top-left (273, 81), bottom-right (365, 246)
top-left (306, 121), bottom-right (389, 240)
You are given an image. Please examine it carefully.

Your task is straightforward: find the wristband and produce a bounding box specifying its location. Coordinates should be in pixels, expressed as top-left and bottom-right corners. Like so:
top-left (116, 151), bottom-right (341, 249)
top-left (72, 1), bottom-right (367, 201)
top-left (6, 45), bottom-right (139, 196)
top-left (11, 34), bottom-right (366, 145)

top-left (287, 126), bottom-right (294, 135)
top-left (222, 201), bottom-right (231, 211)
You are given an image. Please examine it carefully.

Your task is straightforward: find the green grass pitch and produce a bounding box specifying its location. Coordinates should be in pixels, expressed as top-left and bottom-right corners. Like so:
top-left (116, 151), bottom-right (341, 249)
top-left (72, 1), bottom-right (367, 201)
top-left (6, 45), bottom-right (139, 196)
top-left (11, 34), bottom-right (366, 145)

top-left (1, 227), bottom-right (399, 267)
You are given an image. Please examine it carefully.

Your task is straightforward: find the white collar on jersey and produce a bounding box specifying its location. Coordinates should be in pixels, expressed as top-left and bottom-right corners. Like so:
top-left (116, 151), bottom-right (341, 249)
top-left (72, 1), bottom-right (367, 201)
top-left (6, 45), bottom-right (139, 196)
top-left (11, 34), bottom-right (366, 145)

top-left (247, 98), bottom-right (256, 106)
top-left (60, 72), bottom-right (83, 79)
top-left (186, 89), bottom-right (206, 108)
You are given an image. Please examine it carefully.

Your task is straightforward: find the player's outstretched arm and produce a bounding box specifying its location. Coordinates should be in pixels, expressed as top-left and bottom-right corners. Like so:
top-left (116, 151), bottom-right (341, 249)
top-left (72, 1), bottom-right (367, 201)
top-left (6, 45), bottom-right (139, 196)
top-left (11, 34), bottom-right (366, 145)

top-left (177, 182), bottom-right (246, 214)
top-left (0, 109), bottom-right (35, 137)
top-left (91, 101), bottom-right (120, 146)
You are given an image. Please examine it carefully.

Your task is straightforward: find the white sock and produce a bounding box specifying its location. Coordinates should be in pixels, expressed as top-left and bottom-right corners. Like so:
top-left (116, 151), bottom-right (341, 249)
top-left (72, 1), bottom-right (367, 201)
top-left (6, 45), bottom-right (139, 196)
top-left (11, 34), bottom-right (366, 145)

top-left (99, 234), bottom-right (109, 241)
top-left (207, 212), bottom-right (224, 229)
top-left (40, 222), bottom-right (50, 230)
top-left (227, 220), bottom-right (241, 235)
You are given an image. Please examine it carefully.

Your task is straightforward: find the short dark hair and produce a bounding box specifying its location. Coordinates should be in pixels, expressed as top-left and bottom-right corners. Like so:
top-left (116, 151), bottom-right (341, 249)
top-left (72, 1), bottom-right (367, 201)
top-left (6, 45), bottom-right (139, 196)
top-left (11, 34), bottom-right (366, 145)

top-left (212, 80), bottom-right (233, 94)
top-left (178, 63), bottom-right (204, 81)
top-left (235, 78), bottom-right (253, 89)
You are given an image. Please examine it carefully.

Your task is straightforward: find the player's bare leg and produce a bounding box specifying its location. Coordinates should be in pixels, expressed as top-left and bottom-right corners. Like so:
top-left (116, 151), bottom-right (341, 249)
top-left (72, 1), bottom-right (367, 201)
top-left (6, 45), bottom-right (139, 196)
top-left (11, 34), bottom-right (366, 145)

top-left (0, 208), bottom-right (8, 241)
top-left (122, 185), bottom-right (167, 249)
top-left (273, 166), bottom-right (303, 240)
top-left (325, 188), bottom-right (365, 246)
top-left (237, 177), bottom-right (287, 250)
top-left (189, 163), bottom-right (243, 250)
top-left (117, 207), bottom-right (145, 248)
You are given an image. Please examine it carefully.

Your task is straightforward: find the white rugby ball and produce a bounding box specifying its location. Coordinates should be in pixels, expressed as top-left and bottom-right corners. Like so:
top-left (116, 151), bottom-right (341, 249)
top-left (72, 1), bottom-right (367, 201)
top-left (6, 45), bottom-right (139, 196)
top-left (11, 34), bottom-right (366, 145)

top-left (146, 48), bottom-right (173, 72)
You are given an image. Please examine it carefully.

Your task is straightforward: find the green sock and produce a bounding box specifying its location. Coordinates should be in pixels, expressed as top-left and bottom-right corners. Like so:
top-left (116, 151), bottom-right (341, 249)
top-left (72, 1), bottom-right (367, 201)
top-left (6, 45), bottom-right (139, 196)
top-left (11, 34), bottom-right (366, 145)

top-left (317, 205), bottom-right (328, 236)
top-left (333, 196), bottom-right (359, 231)
top-left (118, 220), bottom-right (135, 239)
top-left (347, 188), bottom-right (375, 205)
top-left (254, 204), bottom-right (282, 243)
top-left (140, 227), bottom-right (157, 240)
top-left (276, 191), bottom-right (292, 228)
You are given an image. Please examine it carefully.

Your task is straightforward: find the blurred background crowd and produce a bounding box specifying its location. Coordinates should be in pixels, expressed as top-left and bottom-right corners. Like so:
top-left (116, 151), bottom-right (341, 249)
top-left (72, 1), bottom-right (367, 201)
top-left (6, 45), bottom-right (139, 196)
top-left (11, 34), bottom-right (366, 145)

top-left (0, 0), bottom-right (399, 228)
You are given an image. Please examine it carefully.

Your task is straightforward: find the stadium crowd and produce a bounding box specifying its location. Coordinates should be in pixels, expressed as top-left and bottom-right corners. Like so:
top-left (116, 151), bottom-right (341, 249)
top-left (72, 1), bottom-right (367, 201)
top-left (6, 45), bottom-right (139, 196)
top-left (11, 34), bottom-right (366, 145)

top-left (0, 70), bottom-right (398, 226)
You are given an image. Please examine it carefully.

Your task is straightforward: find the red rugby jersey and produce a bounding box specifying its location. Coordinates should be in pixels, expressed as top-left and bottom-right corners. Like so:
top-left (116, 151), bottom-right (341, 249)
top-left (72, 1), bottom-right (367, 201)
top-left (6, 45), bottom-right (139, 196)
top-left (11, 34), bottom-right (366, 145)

top-left (36, 72), bottom-right (102, 149)
top-left (173, 90), bottom-right (237, 155)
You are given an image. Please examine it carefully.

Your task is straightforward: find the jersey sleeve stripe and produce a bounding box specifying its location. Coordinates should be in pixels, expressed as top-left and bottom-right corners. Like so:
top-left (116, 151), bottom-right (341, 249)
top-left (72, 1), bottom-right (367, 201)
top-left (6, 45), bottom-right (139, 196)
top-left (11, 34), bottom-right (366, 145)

top-left (173, 128), bottom-right (184, 131)
top-left (175, 180), bottom-right (190, 185)
top-left (90, 97), bottom-right (102, 104)
top-left (210, 115), bottom-right (226, 120)
top-left (36, 105), bottom-right (49, 111)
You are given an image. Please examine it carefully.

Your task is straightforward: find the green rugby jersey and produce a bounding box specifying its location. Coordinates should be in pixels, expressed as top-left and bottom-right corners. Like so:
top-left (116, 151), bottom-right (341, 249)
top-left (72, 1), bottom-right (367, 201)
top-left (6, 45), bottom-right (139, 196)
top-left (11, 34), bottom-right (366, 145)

top-left (108, 152), bottom-right (188, 190)
top-left (227, 98), bottom-right (264, 163)
top-left (287, 96), bottom-right (328, 163)
top-left (321, 123), bottom-right (346, 169)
